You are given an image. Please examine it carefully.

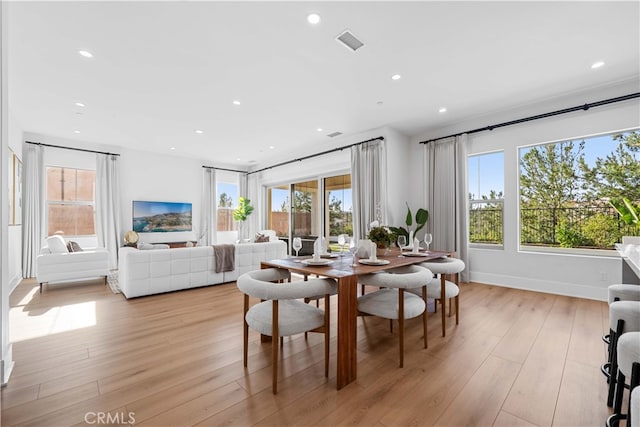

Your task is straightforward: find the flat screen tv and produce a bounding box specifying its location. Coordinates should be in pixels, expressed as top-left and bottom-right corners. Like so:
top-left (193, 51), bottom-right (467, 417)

top-left (132, 201), bottom-right (192, 233)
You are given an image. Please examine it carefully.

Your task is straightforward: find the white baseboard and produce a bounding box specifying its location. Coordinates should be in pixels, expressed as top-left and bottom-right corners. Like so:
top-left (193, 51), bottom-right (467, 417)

top-left (2, 344), bottom-right (14, 386)
top-left (470, 271), bottom-right (607, 301)
top-left (9, 270), bottom-right (22, 295)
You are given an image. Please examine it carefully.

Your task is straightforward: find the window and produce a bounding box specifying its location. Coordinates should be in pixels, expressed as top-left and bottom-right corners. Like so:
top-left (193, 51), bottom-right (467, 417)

top-left (324, 174), bottom-right (352, 248)
top-left (519, 129), bottom-right (639, 250)
top-left (217, 182), bottom-right (238, 231)
top-left (46, 167), bottom-right (96, 236)
top-left (468, 152), bottom-right (504, 245)
top-left (267, 185), bottom-right (290, 238)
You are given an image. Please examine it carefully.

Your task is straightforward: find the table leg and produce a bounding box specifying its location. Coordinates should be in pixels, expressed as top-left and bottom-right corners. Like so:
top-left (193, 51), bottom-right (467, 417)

top-left (441, 274), bottom-right (446, 337)
top-left (336, 275), bottom-right (358, 389)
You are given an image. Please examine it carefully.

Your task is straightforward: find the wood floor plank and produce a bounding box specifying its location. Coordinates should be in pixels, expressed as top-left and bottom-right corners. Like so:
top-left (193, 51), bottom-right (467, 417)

top-left (552, 359), bottom-right (612, 426)
top-left (493, 411), bottom-right (538, 427)
top-left (434, 355), bottom-right (521, 426)
top-left (1, 279), bottom-right (612, 427)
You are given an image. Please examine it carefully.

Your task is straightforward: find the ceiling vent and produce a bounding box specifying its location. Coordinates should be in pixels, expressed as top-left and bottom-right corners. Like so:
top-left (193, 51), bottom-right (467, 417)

top-left (336, 30), bottom-right (364, 52)
top-left (327, 131), bottom-right (343, 138)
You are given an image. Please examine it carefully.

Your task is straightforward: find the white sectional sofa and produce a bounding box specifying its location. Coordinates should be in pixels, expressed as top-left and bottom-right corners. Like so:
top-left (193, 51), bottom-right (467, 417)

top-left (118, 240), bottom-right (287, 298)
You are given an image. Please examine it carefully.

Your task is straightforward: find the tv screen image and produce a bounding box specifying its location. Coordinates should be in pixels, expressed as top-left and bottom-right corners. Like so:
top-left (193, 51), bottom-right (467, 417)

top-left (132, 201), bottom-right (192, 233)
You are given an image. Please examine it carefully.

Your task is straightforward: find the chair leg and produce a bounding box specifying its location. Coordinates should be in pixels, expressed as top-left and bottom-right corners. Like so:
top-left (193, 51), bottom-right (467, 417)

top-left (440, 275), bottom-right (446, 337)
top-left (455, 294), bottom-right (459, 325)
top-left (361, 284), bottom-right (365, 296)
top-left (422, 286), bottom-right (428, 349)
top-left (398, 288), bottom-right (405, 368)
top-left (272, 300), bottom-right (279, 394)
top-left (243, 295), bottom-right (249, 367)
top-left (39, 283), bottom-right (43, 293)
top-left (449, 298), bottom-right (452, 317)
top-left (614, 370), bottom-right (626, 414)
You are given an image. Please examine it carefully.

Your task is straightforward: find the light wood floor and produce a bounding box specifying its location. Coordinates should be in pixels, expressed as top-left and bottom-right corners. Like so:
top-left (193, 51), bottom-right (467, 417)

top-left (1, 277), bottom-right (616, 426)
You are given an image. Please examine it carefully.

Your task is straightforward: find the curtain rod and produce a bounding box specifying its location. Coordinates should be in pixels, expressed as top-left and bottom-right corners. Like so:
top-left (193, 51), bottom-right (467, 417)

top-left (25, 140), bottom-right (121, 156)
top-left (247, 136), bottom-right (384, 175)
top-left (201, 165), bottom-right (248, 174)
top-left (419, 92), bottom-right (640, 144)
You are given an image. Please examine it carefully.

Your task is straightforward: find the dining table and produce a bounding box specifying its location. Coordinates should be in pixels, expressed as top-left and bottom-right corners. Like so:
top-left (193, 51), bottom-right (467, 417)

top-left (261, 247), bottom-right (451, 390)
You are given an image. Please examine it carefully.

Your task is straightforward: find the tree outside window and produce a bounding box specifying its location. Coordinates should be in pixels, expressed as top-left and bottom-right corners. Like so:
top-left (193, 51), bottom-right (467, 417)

top-left (519, 129), bottom-right (640, 249)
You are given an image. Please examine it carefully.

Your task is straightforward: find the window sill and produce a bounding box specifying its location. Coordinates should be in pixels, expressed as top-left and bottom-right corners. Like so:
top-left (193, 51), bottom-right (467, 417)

top-left (519, 245), bottom-right (619, 258)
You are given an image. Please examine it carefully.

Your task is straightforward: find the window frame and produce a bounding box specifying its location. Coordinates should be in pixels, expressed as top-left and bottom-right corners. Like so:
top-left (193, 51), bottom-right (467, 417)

top-left (516, 127), bottom-right (640, 257)
top-left (468, 150), bottom-right (505, 249)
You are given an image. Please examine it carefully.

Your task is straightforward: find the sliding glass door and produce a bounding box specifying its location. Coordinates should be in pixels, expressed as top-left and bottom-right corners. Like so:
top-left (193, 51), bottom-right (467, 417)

top-left (324, 174), bottom-right (352, 252)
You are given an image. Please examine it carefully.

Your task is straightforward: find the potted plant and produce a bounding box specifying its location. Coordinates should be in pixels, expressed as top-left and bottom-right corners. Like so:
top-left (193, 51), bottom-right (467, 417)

top-left (611, 197), bottom-right (639, 226)
top-left (367, 226), bottom-right (395, 255)
top-left (389, 202), bottom-right (429, 243)
top-left (233, 197), bottom-right (254, 242)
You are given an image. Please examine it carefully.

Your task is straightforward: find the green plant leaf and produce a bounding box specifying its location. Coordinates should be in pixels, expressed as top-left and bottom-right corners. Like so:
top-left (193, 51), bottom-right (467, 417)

top-left (414, 208), bottom-right (429, 235)
top-left (405, 202), bottom-right (413, 227)
top-left (611, 198), bottom-right (639, 225)
top-left (388, 226), bottom-right (408, 241)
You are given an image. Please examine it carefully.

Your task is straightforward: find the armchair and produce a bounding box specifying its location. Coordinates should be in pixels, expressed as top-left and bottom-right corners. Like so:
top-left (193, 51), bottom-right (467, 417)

top-left (36, 235), bottom-right (109, 293)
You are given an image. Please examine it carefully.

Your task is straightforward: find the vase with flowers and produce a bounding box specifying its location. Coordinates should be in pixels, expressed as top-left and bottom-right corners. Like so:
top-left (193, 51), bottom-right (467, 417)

top-left (367, 226), bottom-right (395, 255)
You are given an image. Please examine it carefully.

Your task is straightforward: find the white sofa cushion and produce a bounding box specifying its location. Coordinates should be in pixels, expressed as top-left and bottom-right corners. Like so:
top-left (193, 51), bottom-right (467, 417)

top-left (46, 235), bottom-right (69, 254)
top-left (36, 248), bottom-right (109, 284)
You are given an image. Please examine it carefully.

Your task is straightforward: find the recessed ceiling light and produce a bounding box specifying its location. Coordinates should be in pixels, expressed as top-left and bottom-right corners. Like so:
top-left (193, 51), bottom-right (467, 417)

top-left (236, 157), bottom-right (241, 161)
top-left (269, 145), bottom-right (275, 149)
top-left (78, 50), bottom-right (93, 58)
top-left (307, 13), bottom-right (321, 25)
top-left (73, 130), bottom-right (80, 134)
top-left (170, 147), bottom-right (176, 151)
top-left (232, 100), bottom-right (241, 105)
top-left (317, 128), bottom-right (323, 132)
top-left (195, 129), bottom-right (203, 134)
top-left (439, 107), bottom-right (447, 113)
top-left (377, 101), bottom-right (384, 105)
top-left (75, 102), bottom-right (85, 107)
top-left (391, 74), bottom-right (402, 80)
top-left (591, 61), bottom-right (605, 69)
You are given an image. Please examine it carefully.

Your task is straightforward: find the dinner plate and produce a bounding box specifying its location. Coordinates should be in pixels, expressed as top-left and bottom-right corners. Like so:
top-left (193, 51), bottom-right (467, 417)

top-left (358, 259), bottom-right (391, 266)
top-left (402, 252), bottom-right (430, 257)
top-left (301, 259), bottom-right (333, 266)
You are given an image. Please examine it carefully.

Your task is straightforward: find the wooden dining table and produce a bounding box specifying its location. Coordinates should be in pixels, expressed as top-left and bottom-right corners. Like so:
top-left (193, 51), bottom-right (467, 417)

top-left (261, 248), bottom-right (450, 390)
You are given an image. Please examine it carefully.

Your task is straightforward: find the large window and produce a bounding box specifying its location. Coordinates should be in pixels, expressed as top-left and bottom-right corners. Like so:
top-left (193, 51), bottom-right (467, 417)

top-left (46, 167), bottom-right (96, 236)
top-left (217, 182), bottom-right (238, 231)
top-left (324, 174), bottom-right (352, 246)
top-left (468, 152), bottom-right (504, 245)
top-left (519, 129), bottom-right (639, 250)
top-left (266, 172), bottom-right (351, 254)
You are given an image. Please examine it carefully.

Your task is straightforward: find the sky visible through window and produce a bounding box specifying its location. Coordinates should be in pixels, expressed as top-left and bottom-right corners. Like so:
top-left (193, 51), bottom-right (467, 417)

top-left (217, 182), bottom-right (239, 206)
top-left (270, 188), bottom-right (353, 211)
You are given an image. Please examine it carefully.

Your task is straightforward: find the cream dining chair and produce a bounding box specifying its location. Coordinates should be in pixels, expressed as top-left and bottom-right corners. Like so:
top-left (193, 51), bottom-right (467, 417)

top-left (237, 268), bottom-right (337, 394)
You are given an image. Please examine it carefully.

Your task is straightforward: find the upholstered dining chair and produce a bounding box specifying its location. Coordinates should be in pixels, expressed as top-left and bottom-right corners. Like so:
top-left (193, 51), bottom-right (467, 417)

top-left (603, 284), bottom-right (640, 359)
top-left (607, 332), bottom-right (640, 427)
top-left (418, 257), bottom-right (465, 336)
top-left (237, 268), bottom-right (336, 394)
top-left (357, 265), bottom-right (433, 367)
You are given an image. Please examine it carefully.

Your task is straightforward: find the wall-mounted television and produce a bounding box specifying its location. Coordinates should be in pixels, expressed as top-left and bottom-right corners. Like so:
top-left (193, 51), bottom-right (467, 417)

top-left (132, 201), bottom-right (192, 233)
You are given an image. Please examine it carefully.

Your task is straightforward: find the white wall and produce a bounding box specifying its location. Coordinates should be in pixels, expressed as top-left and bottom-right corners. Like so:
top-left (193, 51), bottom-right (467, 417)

top-left (119, 147), bottom-right (203, 245)
top-left (7, 110), bottom-right (22, 291)
top-left (409, 80), bottom-right (640, 300)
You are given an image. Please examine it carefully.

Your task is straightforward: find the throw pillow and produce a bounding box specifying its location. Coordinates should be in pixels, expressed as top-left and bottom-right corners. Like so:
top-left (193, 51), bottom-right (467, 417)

top-left (66, 241), bottom-right (83, 252)
top-left (255, 233), bottom-right (270, 243)
top-left (46, 235), bottom-right (68, 254)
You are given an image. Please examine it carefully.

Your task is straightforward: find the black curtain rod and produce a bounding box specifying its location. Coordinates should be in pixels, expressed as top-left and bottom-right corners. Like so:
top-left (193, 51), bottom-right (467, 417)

top-left (419, 92), bottom-right (640, 144)
top-left (25, 140), bottom-right (121, 156)
top-left (201, 165), bottom-right (248, 174)
top-left (247, 136), bottom-right (384, 175)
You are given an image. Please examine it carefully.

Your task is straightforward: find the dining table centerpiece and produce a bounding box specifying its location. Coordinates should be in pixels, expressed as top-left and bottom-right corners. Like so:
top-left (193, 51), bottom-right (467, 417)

top-left (367, 225), bottom-right (395, 255)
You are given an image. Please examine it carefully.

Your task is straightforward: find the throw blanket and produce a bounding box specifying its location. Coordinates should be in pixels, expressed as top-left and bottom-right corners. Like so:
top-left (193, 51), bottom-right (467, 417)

top-left (213, 244), bottom-right (236, 273)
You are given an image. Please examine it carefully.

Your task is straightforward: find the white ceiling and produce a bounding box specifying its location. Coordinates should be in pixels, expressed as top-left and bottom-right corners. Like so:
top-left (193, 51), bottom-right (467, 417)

top-left (7, 1), bottom-right (639, 168)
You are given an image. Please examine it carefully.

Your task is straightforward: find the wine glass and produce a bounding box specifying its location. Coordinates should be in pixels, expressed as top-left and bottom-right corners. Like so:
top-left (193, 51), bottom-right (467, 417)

top-left (397, 235), bottom-right (407, 257)
top-left (338, 234), bottom-right (346, 257)
top-left (292, 237), bottom-right (302, 257)
top-left (424, 233), bottom-right (432, 253)
top-left (348, 237), bottom-right (358, 267)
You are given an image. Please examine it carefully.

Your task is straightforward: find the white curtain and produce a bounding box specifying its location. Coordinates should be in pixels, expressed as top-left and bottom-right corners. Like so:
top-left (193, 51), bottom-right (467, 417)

top-left (95, 154), bottom-right (121, 269)
top-left (351, 139), bottom-right (387, 241)
top-left (201, 168), bottom-right (216, 246)
top-left (22, 144), bottom-right (44, 278)
top-left (246, 173), bottom-right (260, 238)
top-left (424, 134), bottom-right (469, 281)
